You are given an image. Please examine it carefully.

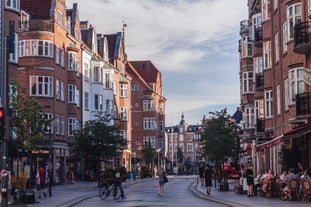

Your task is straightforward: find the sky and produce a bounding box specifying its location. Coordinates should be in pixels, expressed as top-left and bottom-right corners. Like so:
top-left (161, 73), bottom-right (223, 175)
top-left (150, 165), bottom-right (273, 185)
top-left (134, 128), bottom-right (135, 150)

top-left (67, 0), bottom-right (248, 125)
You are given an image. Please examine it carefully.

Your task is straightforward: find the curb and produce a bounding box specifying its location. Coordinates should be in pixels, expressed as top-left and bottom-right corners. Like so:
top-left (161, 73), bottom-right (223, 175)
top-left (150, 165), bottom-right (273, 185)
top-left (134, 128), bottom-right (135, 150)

top-left (189, 181), bottom-right (249, 207)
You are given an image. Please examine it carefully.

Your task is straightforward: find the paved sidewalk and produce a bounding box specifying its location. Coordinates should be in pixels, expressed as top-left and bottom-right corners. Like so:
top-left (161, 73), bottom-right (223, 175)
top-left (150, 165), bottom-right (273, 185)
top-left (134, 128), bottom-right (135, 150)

top-left (192, 179), bottom-right (311, 207)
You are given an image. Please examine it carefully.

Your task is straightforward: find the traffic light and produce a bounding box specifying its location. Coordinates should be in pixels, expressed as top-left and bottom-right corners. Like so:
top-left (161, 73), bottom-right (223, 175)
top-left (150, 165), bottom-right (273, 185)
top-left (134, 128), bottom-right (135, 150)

top-left (0, 107), bottom-right (5, 139)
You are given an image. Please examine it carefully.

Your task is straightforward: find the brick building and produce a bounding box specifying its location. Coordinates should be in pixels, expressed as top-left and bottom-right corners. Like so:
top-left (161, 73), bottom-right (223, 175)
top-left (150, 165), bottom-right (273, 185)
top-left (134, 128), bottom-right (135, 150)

top-left (239, 0), bottom-right (311, 174)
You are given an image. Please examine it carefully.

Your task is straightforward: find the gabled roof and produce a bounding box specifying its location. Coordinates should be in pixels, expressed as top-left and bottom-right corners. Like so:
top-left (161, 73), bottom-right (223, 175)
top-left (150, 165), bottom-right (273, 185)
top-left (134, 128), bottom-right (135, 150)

top-left (128, 61), bottom-right (159, 83)
top-left (21, 0), bottom-right (52, 19)
top-left (105, 32), bottom-right (122, 60)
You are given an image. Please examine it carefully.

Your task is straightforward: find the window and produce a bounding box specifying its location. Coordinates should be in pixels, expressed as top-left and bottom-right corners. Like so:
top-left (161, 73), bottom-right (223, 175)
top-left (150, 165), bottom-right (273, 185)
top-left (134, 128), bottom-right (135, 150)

top-left (144, 137), bottom-right (155, 148)
top-left (263, 41), bottom-right (271, 69)
top-left (265, 90), bottom-right (273, 118)
top-left (252, 13), bottom-right (262, 39)
top-left (5, 0), bottom-right (20, 11)
top-left (160, 103), bottom-right (164, 115)
top-left (120, 130), bottom-right (127, 140)
top-left (9, 33), bottom-right (18, 63)
top-left (187, 135), bottom-right (193, 142)
top-left (242, 72), bottom-right (254, 93)
top-left (19, 40), bottom-right (53, 57)
top-left (84, 92), bottom-right (89, 110)
top-left (179, 134), bottom-right (184, 142)
top-left (44, 113), bottom-right (53, 133)
top-left (255, 99), bottom-right (264, 120)
top-left (277, 85), bottom-right (281, 115)
top-left (61, 47), bottom-right (65, 67)
top-left (105, 99), bottom-right (112, 115)
top-left (68, 84), bottom-right (77, 103)
top-left (287, 3), bottom-right (301, 40)
top-left (55, 114), bottom-right (60, 135)
top-left (241, 36), bottom-right (252, 58)
top-left (274, 0), bottom-right (278, 11)
top-left (262, 0), bottom-right (270, 21)
top-left (68, 117), bottom-right (78, 136)
top-left (57, 10), bottom-right (63, 25)
top-left (120, 107), bottom-right (128, 121)
top-left (93, 66), bottom-right (102, 83)
top-left (84, 63), bottom-right (89, 81)
top-left (60, 115), bottom-right (65, 135)
top-left (282, 22), bottom-right (288, 53)
top-left (187, 144), bottom-right (193, 152)
top-left (68, 51), bottom-right (79, 72)
top-left (284, 78), bottom-right (290, 110)
top-left (20, 10), bottom-right (29, 31)
top-left (132, 84), bottom-right (138, 91)
top-left (94, 94), bottom-right (103, 110)
top-left (253, 57), bottom-right (263, 74)
top-left (274, 32), bottom-right (279, 63)
top-left (61, 81), bottom-right (65, 101)
top-left (30, 76), bottom-right (53, 97)
top-left (143, 118), bottom-right (156, 130)
top-left (143, 100), bottom-right (155, 111)
top-left (159, 121), bottom-right (164, 131)
top-left (289, 68), bottom-right (304, 102)
top-left (104, 73), bottom-right (112, 89)
top-left (244, 107), bottom-right (254, 129)
top-left (120, 84), bottom-right (128, 98)
top-left (56, 79), bottom-right (60, 100)
top-left (56, 45), bottom-right (60, 65)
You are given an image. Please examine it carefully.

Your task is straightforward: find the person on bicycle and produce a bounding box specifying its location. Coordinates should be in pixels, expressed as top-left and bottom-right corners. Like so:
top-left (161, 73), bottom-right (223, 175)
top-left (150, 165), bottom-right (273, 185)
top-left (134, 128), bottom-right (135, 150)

top-left (114, 165), bottom-right (126, 199)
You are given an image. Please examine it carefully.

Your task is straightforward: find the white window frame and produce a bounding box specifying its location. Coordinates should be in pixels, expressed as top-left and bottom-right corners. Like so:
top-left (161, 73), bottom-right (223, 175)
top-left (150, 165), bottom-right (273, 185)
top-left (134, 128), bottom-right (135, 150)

top-left (104, 73), bottom-right (113, 89)
top-left (56, 79), bottom-right (60, 100)
top-left (55, 114), bottom-right (60, 135)
top-left (120, 107), bottom-right (128, 121)
top-left (241, 36), bottom-right (252, 58)
top-left (68, 84), bottom-right (77, 104)
top-left (57, 10), bottom-right (63, 25)
top-left (120, 83), bottom-right (128, 98)
top-left (68, 117), bottom-right (78, 136)
top-left (289, 68), bottom-right (304, 103)
top-left (265, 90), bottom-right (273, 118)
top-left (282, 22), bottom-right (288, 54)
top-left (18, 40), bottom-right (53, 57)
top-left (287, 3), bottom-right (301, 40)
top-left (93, 66), bottom-right (102, 83)
top-left (30, 76), bottom-right (53, 97)
top-left (255, 99), bottom-right (264, 120)
top-left (61, 81), bottom-right (65, 101)
top-left (84, 92), bottom-right (89, 110)
top-left (244, 107), bottom-right (254, 129)
top-left (68, 51), bottom-right (79, 72)
top-left (20, 10), bottom-right (29, 31)
top-left (56, 45), bottom-right (60, 65)
top-left (5, 0), bottom-right (20, 11)
top-left (284, 78), bottom-right (290, 110)
top-left (144, 137), bottom-right (156, 148)
top-left (274, 0), bottom-right (278, 11)
top-left (263, 41), bottom-right (271, 69)
top-left (242, 72), bottom-right (254, 94)
top-left (94, 94), bottom-right (103, 111)
top-left (143, 100), bottom-right (155, 111)
top-left (143, 117), bottom-right (156, 130)
top-left (252, 13), bottom-right (262, 40)
top-left (262, 0), bottom-right (270, 21)
top-left (253, 57), bottom-right (263, 74)
top-left (60, 115), bottom-right (65, 135)
top-left (61, 47), bottom-right (65, 67)
top-left (132, 84), bottom-right (138, 91)
top-left (274, 32), bottom-right (279, 63)
top-left (84, 63), bottom-right (89, 81)
top-left (277, 85), bottom-right (281, 115)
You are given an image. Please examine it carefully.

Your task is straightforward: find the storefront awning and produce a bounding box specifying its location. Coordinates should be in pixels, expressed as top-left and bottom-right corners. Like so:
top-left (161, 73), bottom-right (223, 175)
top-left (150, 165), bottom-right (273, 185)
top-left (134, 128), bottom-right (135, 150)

top-left (257, 135), bottom-right (283, 150)
top-left (283, 124), bottom-right (311, 140)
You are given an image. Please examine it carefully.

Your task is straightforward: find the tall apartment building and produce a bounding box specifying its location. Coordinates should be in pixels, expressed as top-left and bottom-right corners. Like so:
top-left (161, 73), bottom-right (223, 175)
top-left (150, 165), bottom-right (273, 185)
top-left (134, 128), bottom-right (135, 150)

top-left (165, 114), bottom-right (201, 173)
top-left (126, 61), bottom-right (166, 166)
top-left (239, 0), bottom-right (311, 174)
top-left (1, 0), bottom-right (166, 183)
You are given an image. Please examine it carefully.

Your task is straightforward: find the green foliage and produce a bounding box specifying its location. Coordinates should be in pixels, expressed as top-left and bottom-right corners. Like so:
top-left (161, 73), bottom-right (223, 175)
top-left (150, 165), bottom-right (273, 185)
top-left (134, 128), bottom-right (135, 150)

top-left (201, 109), bottom-right (238, 167)
top-left (9, 81), bottom-right (51, 151)
top-left (142, 141), bottom-right (156, 164)
top-left (72, 113), bottom-right (126, 160)
top-left (177, 146), bottom-right (183, 165)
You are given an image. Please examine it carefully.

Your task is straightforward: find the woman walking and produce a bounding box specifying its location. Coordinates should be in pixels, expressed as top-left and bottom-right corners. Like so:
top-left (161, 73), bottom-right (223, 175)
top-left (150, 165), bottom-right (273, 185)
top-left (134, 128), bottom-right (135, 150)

top-left (157, 167), bottom-right (167, 196)
top-left (246, 163), bottom-right (254, 197)
top-left (204, 164), bottom-right (212, 195)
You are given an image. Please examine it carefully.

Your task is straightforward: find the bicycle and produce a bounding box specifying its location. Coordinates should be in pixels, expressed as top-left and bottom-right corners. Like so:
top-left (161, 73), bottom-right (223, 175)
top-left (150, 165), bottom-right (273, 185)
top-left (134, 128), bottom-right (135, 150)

top-left (99, 181), bottom-right (121, 200)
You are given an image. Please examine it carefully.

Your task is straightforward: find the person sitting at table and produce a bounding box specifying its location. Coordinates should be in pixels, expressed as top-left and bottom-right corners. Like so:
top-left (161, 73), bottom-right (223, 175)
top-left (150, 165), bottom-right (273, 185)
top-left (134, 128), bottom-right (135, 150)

top-left (282, 168), bottom-right (299, 200)
top-left (254, 169), bottom-right (264, 196)
top-left (262, 169), bottom-right (275, 194)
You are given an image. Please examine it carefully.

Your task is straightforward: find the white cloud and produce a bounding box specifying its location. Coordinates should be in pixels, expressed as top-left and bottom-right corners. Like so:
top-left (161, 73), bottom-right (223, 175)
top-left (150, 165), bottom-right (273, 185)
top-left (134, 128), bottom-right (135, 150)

top-left (67, 0), bottom-right (247, 125)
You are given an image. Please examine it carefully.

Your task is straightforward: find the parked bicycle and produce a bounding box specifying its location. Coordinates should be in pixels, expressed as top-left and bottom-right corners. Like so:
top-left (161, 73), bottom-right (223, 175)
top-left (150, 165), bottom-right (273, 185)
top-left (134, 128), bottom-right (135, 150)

top-left (99, 181), bottom-right (121, 200)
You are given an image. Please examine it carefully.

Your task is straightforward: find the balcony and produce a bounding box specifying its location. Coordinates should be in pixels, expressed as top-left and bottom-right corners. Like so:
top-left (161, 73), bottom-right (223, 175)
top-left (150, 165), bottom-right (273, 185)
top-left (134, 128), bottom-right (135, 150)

top-left (294, 21), bottom-right (311, 54)
top-left (256, 118), bottom-right (265, 133)
top-left (296, 92), bottom-right (311, 116)
top-left (254, 27), bottom-right (263, 47)
top-left (255, 73), bottom-right (264, 90)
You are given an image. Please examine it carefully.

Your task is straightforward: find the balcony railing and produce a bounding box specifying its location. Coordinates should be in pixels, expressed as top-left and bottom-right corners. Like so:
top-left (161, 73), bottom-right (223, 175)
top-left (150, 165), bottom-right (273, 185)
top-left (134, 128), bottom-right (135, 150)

top-left (296, 92), bottom-right (311, 116)
top-left (294, 21), bottom-right (311, 54)
top-left (254, 27), bottom-right (263, 47)
top-left (255, 73), bottom-right (264, 90)
top-left (256, 118), bottom-right (265, 133)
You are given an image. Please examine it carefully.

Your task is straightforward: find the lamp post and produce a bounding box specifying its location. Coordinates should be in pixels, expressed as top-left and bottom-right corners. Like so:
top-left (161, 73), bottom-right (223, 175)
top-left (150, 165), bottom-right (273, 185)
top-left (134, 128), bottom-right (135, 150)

top-left (48, 126), bottom-right (53, 197)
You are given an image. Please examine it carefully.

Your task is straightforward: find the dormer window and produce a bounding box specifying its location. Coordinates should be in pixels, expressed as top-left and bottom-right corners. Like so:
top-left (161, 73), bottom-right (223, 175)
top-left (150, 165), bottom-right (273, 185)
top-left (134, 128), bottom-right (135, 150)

top-left (20, 11), bottom-right (29, 31)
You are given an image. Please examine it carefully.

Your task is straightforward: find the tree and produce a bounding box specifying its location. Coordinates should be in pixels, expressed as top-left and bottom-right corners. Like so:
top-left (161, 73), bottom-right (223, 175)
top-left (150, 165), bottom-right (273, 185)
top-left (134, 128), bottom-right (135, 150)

top-left (201, 109), bottom-right (238, 169)
top-left (177, 146), bottom-right (184, 167)
top-left (142, 141), bottom-right (156, 174)
top-left (10, 81), bottom-right (51, 152)
top-left (72, 113), bottom-right (126, 161)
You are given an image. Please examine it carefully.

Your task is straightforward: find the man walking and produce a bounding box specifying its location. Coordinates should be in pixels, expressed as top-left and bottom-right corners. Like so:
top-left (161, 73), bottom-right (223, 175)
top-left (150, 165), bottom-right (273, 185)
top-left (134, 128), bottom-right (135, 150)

top-left (37, 166), bottom-right (47, 198)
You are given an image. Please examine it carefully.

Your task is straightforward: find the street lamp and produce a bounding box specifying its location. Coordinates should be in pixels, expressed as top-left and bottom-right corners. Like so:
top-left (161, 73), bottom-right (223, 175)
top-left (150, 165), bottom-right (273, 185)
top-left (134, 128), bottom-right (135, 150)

top-left (156, 148), bottom-right (161, 168)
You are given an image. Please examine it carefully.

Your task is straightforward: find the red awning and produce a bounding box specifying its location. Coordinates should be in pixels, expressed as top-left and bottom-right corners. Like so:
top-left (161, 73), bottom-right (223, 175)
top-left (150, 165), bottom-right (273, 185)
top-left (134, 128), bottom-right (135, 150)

top-left (257, 135), bottom-right (283, 150)
top-left (283, 124), bottom-right (311, 140)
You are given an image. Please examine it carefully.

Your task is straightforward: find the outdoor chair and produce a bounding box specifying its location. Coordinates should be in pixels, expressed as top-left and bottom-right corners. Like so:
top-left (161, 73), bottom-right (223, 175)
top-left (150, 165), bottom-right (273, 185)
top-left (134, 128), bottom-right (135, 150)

top-left (301, 178), bottom-right (311, 202)
top-left (265, 179), bottom-right (277, 198)
top-left (288, 179), bottom-right (300, 200)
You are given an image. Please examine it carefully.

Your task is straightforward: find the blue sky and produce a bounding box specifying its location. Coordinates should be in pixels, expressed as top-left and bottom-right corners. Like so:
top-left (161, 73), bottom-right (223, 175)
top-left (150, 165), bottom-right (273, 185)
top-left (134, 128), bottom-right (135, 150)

top-left (67, 0), bottom-right (248, 125)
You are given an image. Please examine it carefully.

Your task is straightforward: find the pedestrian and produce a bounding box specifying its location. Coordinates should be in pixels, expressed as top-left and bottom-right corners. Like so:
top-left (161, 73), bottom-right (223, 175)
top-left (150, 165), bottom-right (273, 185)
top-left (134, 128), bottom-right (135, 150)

top-left (37, 166), bottom-right (47, 198)
top-left (253, 169), bottom-right (264, 196)
top-left (246, 163), bottom-right (254, 197)
top-left (261, 169), bottom-right (274, 193)
top-left (114, 165), bottom-right (126, 199)
top-left (204, 164), bottom-right (212, 195)
top-left (198, 164), bottom-right (204, 186)
top-left (157, 167), bottom-right (167, 196)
